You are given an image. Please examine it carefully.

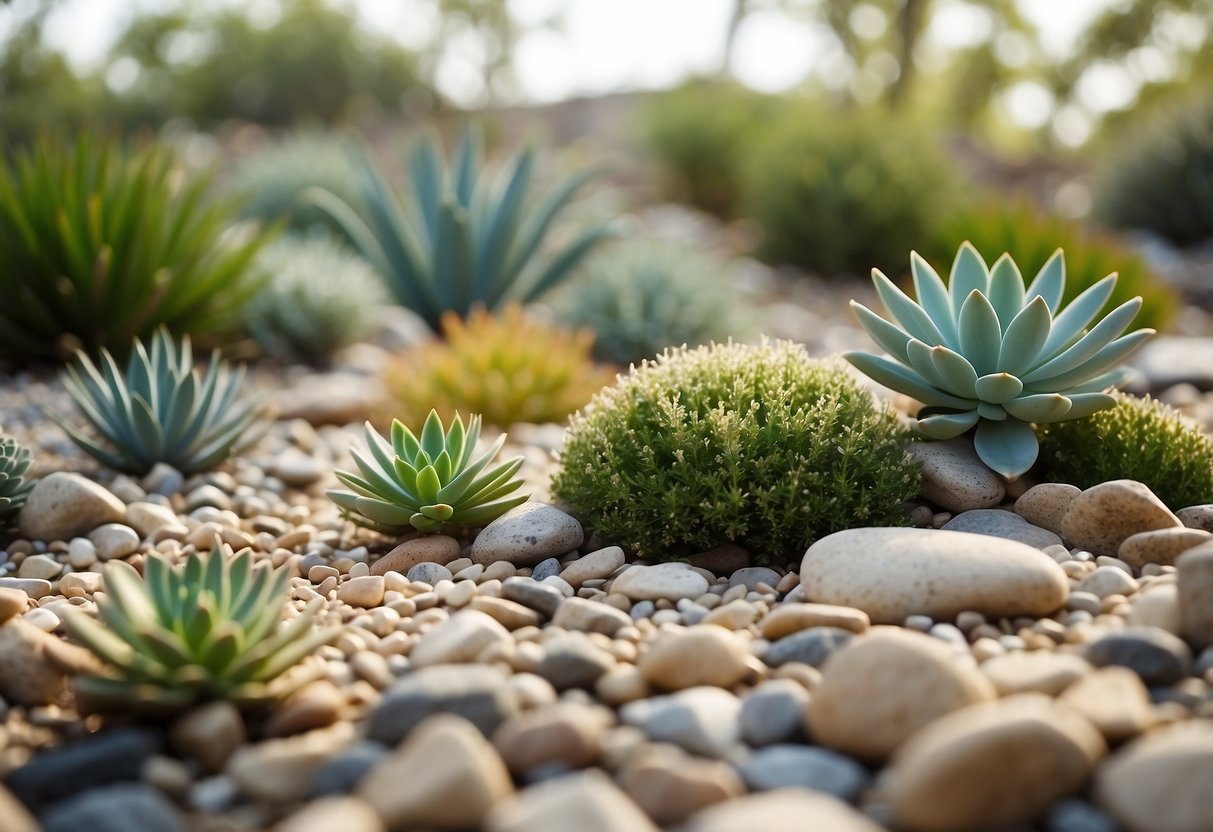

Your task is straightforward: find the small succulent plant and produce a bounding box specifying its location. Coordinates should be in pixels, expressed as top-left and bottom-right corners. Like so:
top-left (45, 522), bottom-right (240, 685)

top-left (845, 243), bottom-right (1155, 480)
top-left (309, 128), bottom-right (612, 333)
top-left (62, 542), bottom-right (337, 711)
top-left (52, 327), bottom-right (265, 475)
top-left (329, 410), bottom-right (529, 534)
top-left (384, 303), bottom-right (614, 429)
top-left (0, 435), bottom-right (33, 527)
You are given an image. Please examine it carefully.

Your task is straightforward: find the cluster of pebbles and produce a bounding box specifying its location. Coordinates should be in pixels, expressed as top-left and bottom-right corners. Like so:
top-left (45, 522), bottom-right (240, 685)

top-left (0, 393), bottom-right (1212, 832)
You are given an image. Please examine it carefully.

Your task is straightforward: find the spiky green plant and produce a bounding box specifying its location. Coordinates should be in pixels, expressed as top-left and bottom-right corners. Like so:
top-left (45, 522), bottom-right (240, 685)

top-left (329, 409), bottom-right (530, 534)
top-left (0, 133), bottom-right (267, 363)
top-left (63, 542), bottom-right (337, 711)
top-left (309, 128), bottom-right (612, 333)
top-left (845, 243), bottom-right (1155, 480)
top-left (0, 436), bottom-right (33, 527)
top-left (51, 328), bottom-right (265, 475)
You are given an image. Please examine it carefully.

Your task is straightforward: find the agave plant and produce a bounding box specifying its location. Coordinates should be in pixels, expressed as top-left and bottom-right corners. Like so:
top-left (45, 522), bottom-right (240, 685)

top-left (51, 328), bottom-right (265, 476)
top-left (0, 435), bottom-right (33, 527)
top-left (0, 133), bottom-right (267, 363)
top-left (62, 542), bottom-right (337, 711)
top-left (308, 128), bottom-right (612, 333)
top-left (329, 410), bottom-right (529, 534)
top-left (844, 242), bottom-right (1155, 479)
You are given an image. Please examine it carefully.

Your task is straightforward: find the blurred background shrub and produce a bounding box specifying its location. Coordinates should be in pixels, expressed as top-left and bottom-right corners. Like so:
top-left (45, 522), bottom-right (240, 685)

top-left (0, 133), bottom-right (267, 364)
top-left (740, 108), bottom-right (959, 277)
top-left (383, 304), bottom-right (614, 429)
top-left (554, 238), bottom-right (753, 366)
top-left (1093, 93), bottom-right (1213, 250)
top-left (927, 200), bottom-right (1178, 332)
top-left (243, 234), bottom-right (387, 367)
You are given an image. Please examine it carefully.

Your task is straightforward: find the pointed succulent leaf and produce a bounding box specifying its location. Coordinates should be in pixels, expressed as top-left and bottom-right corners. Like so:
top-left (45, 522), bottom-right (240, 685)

top-left (1037, 273), bottom-right (1118, 361)
top-left (909, 252), bottom-right (959, 348)
top-left (351, 497), bottom-right (417, 528)
top-left (419, 409), bottom-right (446, 460)
top-left (1054, 392), bottom-right (1117, 421)
top-left (957, 290), bottom-right (1002, 376)
top-left (997, 295), bottom-right (1052, 376)
top-left (1002, 393), bottom-right (1073, 422)
top-left (915, 410), bottom-right (981, 439)
top-left (1024, 330), bottom-right (1153, 392)
top-left (987, 253), bottom-right (1027, 331)
top-left (906, 339), bottom-right (953, 391)
top-left (1024, 248), bottom-right (1066, 312)
top-left (926, 346), bottom-right (979, 398)
top-left (975, 373), bottom-right (1025, 404)
top-left (842, 352), bottom-right (974, 409)
top-left (949, 242), bottom-right (990, 317)
top-left (1023, 298), bottom-right (1144, 382)
top-left (415, 465), bottom-right (442, 503)
top-left (974, 417), bottom-right (1039, 479)
top-left (849, 301), bottom-right (914, 364)
top-left (872, 270), bottom-right (946, 346)
top-left (977, 402), bottom-right (1008, 420)
top-left (418, 503), bottom-right (455, 522)
top-left (448, 493), bottom-right (530, 526)
top-left (390, 419), bottom-right (422, 461)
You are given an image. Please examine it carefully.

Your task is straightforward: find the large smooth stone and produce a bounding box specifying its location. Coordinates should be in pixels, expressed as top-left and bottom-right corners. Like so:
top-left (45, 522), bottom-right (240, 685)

top-left (1177, 542), bottom-right (1213, 649)
top-left (1060, 480), bottom-right (1182, 557)
top-left (907, 439), bottom-right (1005, 512)
top-left (683, 789), bottom-right (885, 832)
top-left (486, 770), bottom-right (658, 832)
top-left (1096, 722), bottom-right (1213, 832)
top-left (800, 528), bottom-right (1069, 624)
top-left (18, 473), bottom-right (126, 542)
top-left (807, 628), bottom-right (995, 761)
top-left (471, 503), bottom-right (584, 566)
top-left (890, 695), bottom-right (1107, 832)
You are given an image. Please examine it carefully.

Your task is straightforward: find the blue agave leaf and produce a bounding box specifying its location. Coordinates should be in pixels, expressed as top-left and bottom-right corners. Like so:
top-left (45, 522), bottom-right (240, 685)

top-left (1024, 248), bottom-right (1066, 313)
top-left (1023, 298), bottom-right (1144, 383)
top-left (850, 301), bottom-right (914, 364)
top-left (1052, 392), bottom-right (1117, 420)
top-left (975, 373), bottom-right (1025, 404)
top-left (1024, 330), bottom-right (1153, 392)
top-left (926, 345), bottom-right (979, 398)
top-left (1037, 273), bottom-right (1118, 362)
top-left (1003, 392), bottom-right (1072, 422)
top-left (872, 270), bottom-right (946, 346)
top-left (949, 242), bottom-right (990, 318)
top-left (987, 253), bottom-right (1026, 333)
top-left (997, 295), bottom-right (1052, 376)
top-left (843, 351), bottom-right (974, 409)
top-left (910, 252), bottom-right (958, 348)
top-left (974, 417), bottom-right (1039, 479)
top-left (916, 410), bottom-right (980, 439)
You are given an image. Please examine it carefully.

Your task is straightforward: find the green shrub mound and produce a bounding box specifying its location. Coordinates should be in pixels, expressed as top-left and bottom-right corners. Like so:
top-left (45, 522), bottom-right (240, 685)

top-left (1036, 392), bottom-right (1213, 510)
top-left (555, 239), bottom-right (751, 366)
top-left (928, 200), bottom-right (1177, 333)
top-left (740, 109), bottom-right (957, 278)
top-left (552, 341), bottom-right (920, 563)
top-left (1094, 94), bottom-right (1213, 248)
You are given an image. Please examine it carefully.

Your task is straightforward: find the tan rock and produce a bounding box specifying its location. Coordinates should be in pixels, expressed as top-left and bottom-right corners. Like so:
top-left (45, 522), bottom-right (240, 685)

top-left (468, 596), bottom-right (543, 630)
top-left (890, 695), bottom-right (1106, 832)
top-left (1126, 584), bottom-right (1182, 634)
top-left (409, 609), bottom-right (511, 667)
top-left (1060, 480), bottom-right (1182, 557)
top-left (0, 619), bottom-right (70, 706)
top-left (1177, 542), bottom-right (1213, 649)
top-left (638, 625), bottom-right (752, 691)
top-left (1119, 527), bottom-right (1213, 567)
top-left (227, 723), bottom-right (355, 803)
top-left (560, 546), bottom-right (625, 588)
top-left (265, 680), bottom-right (345, 737)
top-left (978, 652), bottom-right (1091, 696)
top-left (759, 603), bottom-right (870, 639)
top-left (275, 796), bottom-right (384, 832)
top-left (0, 587), bottom-right (28, 624)
top-left (684, 789), bottom-right (885, 832)
top-left (360, 715), bottom-right (513, 830)
top-left (801, 528), bottom-right (1069, 624)
top-left (1014, 482), bottom-right (1081, 536)
top-left (171, 701), bottom-right (246, 772)
top-left (1096, 721), bottom-right (1213, 832)
top-left (486, 769), bottom-right (656, 832)
top-left (492, 702), bottom-right (611, 775)
top-left (0, 783), bottom-right (38, 832)
top-left (908, 438), bottom-right (1005, 513)
top-left (18, 472), bottom-right (126, 542)
top-left (1177, 504), bottom-right (1213, 532)
top-left (371, 536), bottom-right (461, 576)
top-left (617, 745), bottom-right (745, 826)
top-left (807, 628), bottom-right (996, 761)
top-left (1058, 667), bottom-right (1154, 743)
top-left (337, 575), bottom-right (385, 608)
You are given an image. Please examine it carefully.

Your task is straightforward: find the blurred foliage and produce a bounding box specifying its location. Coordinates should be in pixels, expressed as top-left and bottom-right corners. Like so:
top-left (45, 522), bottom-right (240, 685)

top-left (639, 80), bottom-right (777, 217)
top-left (0, 133), bottom-right (267, 364)
top-left (104, 0), bottom-right (424, 128)
top-left (554, 238), bottom-right (753, 367)
top-left (927, 200), bottom-right (1178, 332)
top-left (228, 131), bottom-right (364, 235)
top-left (1093, 92), bottom-right (1213, 249)
top-left (244, 233), bottom-right (387, 367)
top-left (740, 106), bottom-right (958, 277)
top-left (383, 303), bottom-right (614, 429)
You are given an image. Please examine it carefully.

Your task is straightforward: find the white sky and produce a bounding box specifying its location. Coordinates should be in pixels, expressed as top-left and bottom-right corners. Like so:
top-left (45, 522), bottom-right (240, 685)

top-left (7, 0), bottom-right (1117, 106)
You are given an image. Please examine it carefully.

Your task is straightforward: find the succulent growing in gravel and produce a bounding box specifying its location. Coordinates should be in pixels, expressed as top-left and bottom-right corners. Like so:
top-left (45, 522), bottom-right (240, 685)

top-left (0, 435), bottom-right (33, 527)
top-left (62, 542), bottom-right (337, 711)
top-left (845, 243), bottom-right (1155, 480)
top-left (309, 128), bottom-right (612, 333)
top-left (52, 327), bottom-right (265, 475)
top-left (329, 409), bottom-right (529, 534)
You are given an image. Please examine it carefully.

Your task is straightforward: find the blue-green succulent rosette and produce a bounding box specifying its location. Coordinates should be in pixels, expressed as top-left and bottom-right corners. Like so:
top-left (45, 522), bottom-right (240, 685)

top-left (844, 242), bottom-right (1154, 480)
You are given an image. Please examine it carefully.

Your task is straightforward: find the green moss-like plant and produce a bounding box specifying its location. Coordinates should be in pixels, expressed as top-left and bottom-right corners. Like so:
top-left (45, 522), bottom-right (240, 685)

top-left (552, 341), bottom-right (920, 563)
top-left (1036, 392), bottom-right (1213, 510)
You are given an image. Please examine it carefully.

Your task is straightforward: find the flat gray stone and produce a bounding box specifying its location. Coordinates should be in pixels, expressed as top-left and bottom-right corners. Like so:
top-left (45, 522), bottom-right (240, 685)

top-left (942, 509), bottom-right (1064, 549)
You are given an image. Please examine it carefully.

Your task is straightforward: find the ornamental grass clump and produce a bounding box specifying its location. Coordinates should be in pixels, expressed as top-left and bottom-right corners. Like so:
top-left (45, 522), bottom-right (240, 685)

top-left (329, 409), bottom-right (529, 535)
top-left (0, 436), bottom-right (33, 529)
top-left (52, 328), bottom-right (265, 475)
top-left (845, 243), bottom-right (1154, 480)
top-left (551, 341), bottom-right (920, 563)
top-left (310, 128), bottom-right (611, 333)
top-left (1037, 393), bottom-right (1213, 511)
top-left (384, 304), bottom-right (614, 429)
top-left (0, 133), bottom-right (266, 363)
top-left (62, 541), bottom-right (338, 711)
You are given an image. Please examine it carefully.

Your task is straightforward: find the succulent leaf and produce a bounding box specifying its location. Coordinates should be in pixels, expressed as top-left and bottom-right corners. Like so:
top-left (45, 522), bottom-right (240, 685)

top-left (328, 410), bottom-right (530, 535)
top-left (845, 244), bottom-right (1153, 479)
top-left (0, 435), bottom-right (34, 526)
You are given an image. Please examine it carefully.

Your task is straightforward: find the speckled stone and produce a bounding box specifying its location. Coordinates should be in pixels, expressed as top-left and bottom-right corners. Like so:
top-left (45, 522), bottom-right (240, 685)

top-left (1060, 480), bottom-right (1183, 557)
top-left (371, 535), bottom-right (461, 576)
top-left (472, 503), bottom-right (584, 567)
top-left (611, 563), bottom-right (710, 602)
top-left (1119, 527), bottom-right (1213, 567)
top-left (800, 528), bottom-right (1069, 624)
top-left (1014, 483), bottom-right (1081, 537)
top-left (1096, 721), bottom-right (1213, 832)
top-left (942, 509), bottom-right (1064, 549)
top-left (1178, 542), bottom-right (1213, 649)
top-left (18, 472), bottom-right (126, 542)
top-left (908, 438), bottom-right (1005, 513)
